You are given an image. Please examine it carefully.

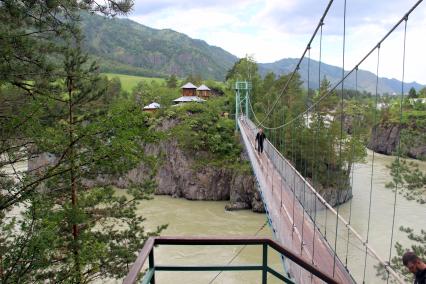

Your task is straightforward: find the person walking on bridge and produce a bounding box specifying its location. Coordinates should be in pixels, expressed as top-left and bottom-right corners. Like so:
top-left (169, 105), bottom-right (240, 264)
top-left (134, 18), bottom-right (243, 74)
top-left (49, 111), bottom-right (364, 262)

top-left (255, 128), bottom-right (266, 154)
top-left (403, 251), bottom-right (426, 284)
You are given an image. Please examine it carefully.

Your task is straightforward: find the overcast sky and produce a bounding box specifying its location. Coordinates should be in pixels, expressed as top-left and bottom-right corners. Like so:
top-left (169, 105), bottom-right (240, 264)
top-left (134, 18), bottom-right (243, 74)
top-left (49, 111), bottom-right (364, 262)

top-left (128, 0), bottom-right (426, 84)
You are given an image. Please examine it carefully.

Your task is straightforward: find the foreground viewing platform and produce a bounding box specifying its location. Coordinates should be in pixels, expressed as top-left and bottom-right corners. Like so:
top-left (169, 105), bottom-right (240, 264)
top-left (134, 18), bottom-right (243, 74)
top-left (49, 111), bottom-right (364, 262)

top-left (123, 236), bottom-right (338, 284)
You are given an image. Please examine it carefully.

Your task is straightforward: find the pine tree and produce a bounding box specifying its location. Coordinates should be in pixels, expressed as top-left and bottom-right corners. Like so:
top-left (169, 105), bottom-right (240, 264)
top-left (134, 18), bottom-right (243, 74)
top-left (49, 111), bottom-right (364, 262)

top-left (1, 1), bottom-right (166, 282)
top-left (166, 74), bottom-right (178, 88)
top-left (408, 87), bottom-right (418, 98)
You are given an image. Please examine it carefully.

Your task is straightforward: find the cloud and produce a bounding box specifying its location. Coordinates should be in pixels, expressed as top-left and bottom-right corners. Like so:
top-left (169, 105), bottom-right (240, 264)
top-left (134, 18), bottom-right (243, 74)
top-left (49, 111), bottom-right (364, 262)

top-left (131, 0), bottom-right (255, 16)
top-left (254, 0), bottom-right (418, 35)
top-left (128, 0), bottom-right (426, 83)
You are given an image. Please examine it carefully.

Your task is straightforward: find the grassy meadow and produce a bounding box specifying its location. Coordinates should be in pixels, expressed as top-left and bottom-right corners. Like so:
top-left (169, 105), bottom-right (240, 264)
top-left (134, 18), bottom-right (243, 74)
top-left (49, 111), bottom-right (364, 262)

top-left (102, 73), bottom-right (165, 92)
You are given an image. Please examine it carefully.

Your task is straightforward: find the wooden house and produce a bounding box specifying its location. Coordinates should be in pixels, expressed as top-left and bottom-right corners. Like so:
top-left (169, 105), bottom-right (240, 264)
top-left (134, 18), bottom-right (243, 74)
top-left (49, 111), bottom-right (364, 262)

top-left (197, 84), bottom-right (211, 99)
top-left (181, 82), bottom-right (197, 97)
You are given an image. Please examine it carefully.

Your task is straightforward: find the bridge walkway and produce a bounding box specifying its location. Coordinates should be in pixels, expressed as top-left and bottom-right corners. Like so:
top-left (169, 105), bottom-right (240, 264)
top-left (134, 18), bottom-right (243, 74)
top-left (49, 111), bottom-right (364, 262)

top-left (239, 117), bottom-right (354, 284)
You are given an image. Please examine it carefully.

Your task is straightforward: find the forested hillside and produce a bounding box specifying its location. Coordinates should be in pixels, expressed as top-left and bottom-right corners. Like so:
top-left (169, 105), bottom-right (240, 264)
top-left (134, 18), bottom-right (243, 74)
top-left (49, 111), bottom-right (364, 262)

top-left (80, 13), bottom-right (238, 80)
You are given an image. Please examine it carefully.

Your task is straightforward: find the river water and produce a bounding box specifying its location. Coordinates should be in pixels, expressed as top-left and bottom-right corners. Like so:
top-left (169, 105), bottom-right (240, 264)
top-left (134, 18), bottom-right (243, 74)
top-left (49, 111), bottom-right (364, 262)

top-left (119, 150), bottom-right (425, 284)
top-left (3, 151), bottom-right (425, 283)
top-left (314, 151), bottom-right (426, 283)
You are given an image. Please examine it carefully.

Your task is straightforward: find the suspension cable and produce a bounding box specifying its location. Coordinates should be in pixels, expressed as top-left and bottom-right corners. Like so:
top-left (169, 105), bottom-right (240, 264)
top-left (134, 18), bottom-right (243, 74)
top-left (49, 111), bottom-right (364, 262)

top-left (300, 48), bottom-right (311, 256)
top-left (258, 1), bottom-right (334, 126)
top-left (362, 45), bottom-right (381, 284)
top-left (386, 17), bottom-right (408, 284)
top-left (344, 67), bottom-right (358, 267)
top-left (238, 113), bottom-right (405, 282)
top-left (311, 22), bottom-right (323, 266)
top-left (208, 220), bottom-right (268, 284)
top-left (333, 0), bottom-right (347, 276)
top-left (251, 0), bottom-right (424, 131)
top-left (291, 120), bottom-right (297, 241)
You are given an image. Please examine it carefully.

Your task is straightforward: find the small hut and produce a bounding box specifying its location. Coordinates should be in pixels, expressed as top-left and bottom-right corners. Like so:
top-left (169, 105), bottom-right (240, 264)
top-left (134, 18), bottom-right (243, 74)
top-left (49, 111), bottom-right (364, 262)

top-left (143, 102), bottom-right (161, 113)
top-left (197, 84), bottom-right (211, 99)
top-left (181, 82), bottom-right (197, 97)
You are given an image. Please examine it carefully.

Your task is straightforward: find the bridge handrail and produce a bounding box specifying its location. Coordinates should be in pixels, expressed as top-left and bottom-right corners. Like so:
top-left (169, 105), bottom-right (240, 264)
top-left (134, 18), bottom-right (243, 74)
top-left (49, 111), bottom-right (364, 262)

top-left (123, 236), bottom-right (339, 284)
top-left (240, 116), bottom-right (404, 283)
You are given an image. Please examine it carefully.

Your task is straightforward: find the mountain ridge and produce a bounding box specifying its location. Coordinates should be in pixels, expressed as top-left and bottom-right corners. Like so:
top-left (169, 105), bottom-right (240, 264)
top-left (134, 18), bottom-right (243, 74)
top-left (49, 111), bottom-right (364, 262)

top-left (79, 13), bottom-right (424, 94)
top-left (259, 58), bottom-right (424, 94)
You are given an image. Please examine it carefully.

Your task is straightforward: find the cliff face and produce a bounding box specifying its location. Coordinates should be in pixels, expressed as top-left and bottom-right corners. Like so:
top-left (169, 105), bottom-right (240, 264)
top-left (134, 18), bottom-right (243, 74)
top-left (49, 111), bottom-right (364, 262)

top-left (28, 139), bottom-right (264, 212)
top-left (317, 185), bottom-right (353, 207)
top-left (368, 123), bottom-right (426, 160)
top-left (116, 139), bottom-right (264, 212)
top-left (368, 124), bottom-right (402, 155)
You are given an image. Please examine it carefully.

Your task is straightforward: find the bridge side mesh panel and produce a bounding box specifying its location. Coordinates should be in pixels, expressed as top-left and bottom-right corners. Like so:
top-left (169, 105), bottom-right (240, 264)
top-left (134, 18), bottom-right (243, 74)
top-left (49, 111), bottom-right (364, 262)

top-left (240, 117), bottom-right (405, 283)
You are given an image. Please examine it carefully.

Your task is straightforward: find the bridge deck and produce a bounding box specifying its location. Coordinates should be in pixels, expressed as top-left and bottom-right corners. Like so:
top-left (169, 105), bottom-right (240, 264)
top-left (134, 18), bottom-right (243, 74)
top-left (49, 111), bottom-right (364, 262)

top-left (239, 118), bottom-right (354, 284)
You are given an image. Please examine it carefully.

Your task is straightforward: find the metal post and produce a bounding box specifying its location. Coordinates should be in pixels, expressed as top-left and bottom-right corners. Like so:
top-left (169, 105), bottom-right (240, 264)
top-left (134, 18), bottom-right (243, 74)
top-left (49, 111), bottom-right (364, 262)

top-left (262, 243), bottom-right (268, 284)
top-left (245, 89), bottom-right (249, 120)
top-left (149, 249), bottom-right (155, 284)
top-left (235, 89), bottom-right (240, 131)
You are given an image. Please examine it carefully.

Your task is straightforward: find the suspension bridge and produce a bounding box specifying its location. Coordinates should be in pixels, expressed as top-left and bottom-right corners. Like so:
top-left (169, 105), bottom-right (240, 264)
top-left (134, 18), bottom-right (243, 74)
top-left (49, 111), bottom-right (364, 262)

top-left (235, 114), bottom-right (401, 283)
top-left (125, 0), bottom-right (424, 283)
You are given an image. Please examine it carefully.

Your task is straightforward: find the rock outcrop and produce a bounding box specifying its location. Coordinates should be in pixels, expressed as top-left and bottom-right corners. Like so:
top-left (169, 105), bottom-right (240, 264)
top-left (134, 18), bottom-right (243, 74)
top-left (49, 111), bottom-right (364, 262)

top-left (368, 123), bottom-right (426, 160)
top-left (28, 142), bottom-right (263, 212)
top-left (368, 124), bottom-right (402, 155)
top-left (317, 184), bottom-right (353, 207)
top-left (116, 138), bottom-right (263, 212)
top-left (408, 146), bottom-right (426, 160)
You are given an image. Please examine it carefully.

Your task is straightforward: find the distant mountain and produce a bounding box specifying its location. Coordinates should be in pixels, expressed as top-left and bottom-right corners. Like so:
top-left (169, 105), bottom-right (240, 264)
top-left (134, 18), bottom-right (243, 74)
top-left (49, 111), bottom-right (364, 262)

top-left (258, 58), bottom-right (424, 94)
top-left (79, 13), bottom-right (238, 80)
top-left (79, 13), bottom-right (424, 93)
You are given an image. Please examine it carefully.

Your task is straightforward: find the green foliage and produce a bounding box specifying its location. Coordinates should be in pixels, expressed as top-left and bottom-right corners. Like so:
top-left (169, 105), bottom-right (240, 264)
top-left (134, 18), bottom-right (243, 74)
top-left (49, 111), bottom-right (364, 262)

top-left (0, 44), bottom-right (164, 282)
top-left (184, 74), bottom-right (203, 86)
top-left (376, 227), bottom-right (426, 282)
top-left (166, 74), bottom-right (178, 88)
top-left (79, 12), bottom-right (237, 81)
top-left (419, 88), bottom-right (426, 98)
top-left (0, 2), bottom-right (166, 282)
top-left (132, 80), bottom-right (180, 108)
top-left (379, 95), bottom-right (426, 161)
top-left (226, 56), bottom-right (259, 81)
top-left (96, 57), bottom-right (166, 78)
top-left (384, 95), bottom-right (426, 124)
top-left (399, 129), bottom-right (426, 160)
top-left (164, 99), bottom-right (245, 169)
top-left (226, 56), bottom-right (262, 96)
top-left (386, 159), bottom-right (426, 203)
top-left (408, 87), bottom-right (418, 99)
top-left (175, 104), bottom-right (239, 155)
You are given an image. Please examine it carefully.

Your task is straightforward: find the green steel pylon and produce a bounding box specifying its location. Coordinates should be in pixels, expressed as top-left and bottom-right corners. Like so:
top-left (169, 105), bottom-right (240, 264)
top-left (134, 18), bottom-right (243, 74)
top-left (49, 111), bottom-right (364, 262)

top-left (235, 81), bottom-right (252, 131)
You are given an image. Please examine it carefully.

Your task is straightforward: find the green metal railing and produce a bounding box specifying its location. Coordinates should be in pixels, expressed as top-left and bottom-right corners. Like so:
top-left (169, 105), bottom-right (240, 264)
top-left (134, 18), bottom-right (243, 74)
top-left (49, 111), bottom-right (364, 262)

top-left (123, 236), bottom-right (339, 284)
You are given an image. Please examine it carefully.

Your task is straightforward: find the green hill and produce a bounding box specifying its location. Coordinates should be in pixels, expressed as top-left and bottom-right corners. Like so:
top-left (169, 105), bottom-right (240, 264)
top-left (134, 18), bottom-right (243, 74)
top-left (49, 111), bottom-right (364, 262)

top-left (80, 13), bottom-right (238, 80)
